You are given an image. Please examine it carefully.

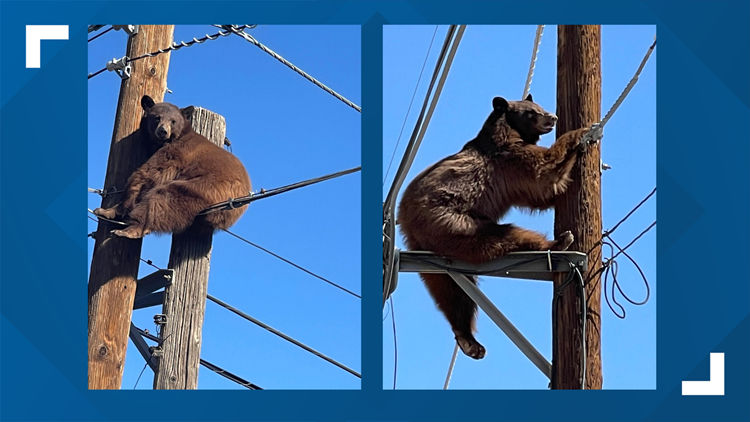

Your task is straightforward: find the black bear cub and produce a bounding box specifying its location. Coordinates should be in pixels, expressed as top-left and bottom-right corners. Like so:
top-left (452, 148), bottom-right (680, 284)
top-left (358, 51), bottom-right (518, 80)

top-left (398, 94), bottom-right (596, 359)
top-left (94, 95), bottom-right (252, 238)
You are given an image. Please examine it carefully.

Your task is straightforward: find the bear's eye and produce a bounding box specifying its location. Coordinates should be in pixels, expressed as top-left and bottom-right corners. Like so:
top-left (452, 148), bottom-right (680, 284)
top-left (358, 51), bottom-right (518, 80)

top-left (171, 119), bottom-right (176, 124)
top-left (154, 116), bottom-right (161, 122)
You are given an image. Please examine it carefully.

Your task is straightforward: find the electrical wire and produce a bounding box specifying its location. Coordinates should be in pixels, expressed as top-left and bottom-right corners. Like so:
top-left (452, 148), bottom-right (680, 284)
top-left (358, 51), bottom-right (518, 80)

top-left (383, 25), bottom-right (467, 306)
top-left (206, 294), bottom-right (361, 378)
top-left (443, 344), bottom-right (459, 390)
top-left (522, 25), bottom-right (545, 100)
top-left (222, 229), bottom-right (361, 299)
top-left (134, 326), bottom-right (263, 389)
top-left (88, 26), bottom-right (251, 80)
top-left (580, 36), bottom-right (657, 145)
top-left (219, 25), bottom-right (361, 113)
top-left (383, 25), bottom-right (439, 186)
top-left (88, 26), bottom-right (113, 43)
top-left (200, 166), bottom-right (360, 215)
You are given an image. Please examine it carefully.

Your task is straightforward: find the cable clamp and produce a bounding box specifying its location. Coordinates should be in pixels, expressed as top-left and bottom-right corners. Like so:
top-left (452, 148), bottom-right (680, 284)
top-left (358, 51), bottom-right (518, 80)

top-left (581, 122), bottom-right (604, 146)
top-left (106, 56), bottom-right (131, 80)
top-left (112, 25), bottom-right (138, 36)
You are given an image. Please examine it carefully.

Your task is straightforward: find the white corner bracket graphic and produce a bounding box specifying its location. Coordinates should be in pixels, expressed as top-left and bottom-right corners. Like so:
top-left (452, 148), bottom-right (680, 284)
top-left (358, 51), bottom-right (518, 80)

top-left (682, 352), bottom-right (725, 396)
top-left (26, 25), bottom-right (69, 68)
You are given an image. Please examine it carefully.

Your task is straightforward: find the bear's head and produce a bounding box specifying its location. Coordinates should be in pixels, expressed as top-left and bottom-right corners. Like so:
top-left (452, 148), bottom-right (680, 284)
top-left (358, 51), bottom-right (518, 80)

top-left (141, 95), bottom-right (195, 145)
top-left (491, 94), bottom-right (557, 144)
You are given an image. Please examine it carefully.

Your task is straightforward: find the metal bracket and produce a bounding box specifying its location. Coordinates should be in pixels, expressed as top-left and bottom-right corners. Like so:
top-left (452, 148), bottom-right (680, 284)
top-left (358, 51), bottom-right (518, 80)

top-left (397, 249), bottom-right (588, 380)
top-left (134, 269), bottom-right (173, 299)
top-left (133, 291), bottom-right (165, 310)
top-left (133, 269), bottom-right (172, 309)
top-left (449, 271), bottom-right (551, 379)
top-left (112, 25), bottom-right (138, 36)
top-left (128, 323), bottom-right (157, 371)
top-left (398, 250), bottom-right (587, 282)
top-left (106, 56), bottom-right (131, 80)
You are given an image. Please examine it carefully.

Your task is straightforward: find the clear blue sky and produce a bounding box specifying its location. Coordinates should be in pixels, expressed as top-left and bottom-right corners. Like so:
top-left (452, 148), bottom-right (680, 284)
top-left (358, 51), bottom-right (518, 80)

top-left (87, 25), bottom-right (361, 389)
top-left (383, 25), bottom-right (656, 390)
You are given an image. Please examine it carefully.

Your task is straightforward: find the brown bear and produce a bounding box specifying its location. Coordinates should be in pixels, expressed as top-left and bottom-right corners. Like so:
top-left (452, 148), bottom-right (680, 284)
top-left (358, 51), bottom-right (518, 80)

top-left (94, 95), bottom-right (252, 239)
top-left (398, 94), bottom-right (596, 359)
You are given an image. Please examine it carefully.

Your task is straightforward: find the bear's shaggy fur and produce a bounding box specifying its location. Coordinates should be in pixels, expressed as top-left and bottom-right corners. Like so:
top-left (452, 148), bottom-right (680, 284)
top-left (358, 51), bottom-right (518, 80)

top-left (94, 95), bottom-right (252, 239)
top-left (398, 94), bottom-right (592, 359)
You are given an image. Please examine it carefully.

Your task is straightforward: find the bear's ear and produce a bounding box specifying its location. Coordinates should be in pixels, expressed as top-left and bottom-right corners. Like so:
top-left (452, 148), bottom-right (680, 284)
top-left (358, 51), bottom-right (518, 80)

top-left (524, 93), bottom-right (534, 102)
top-left (492, 97), bottom-right (509, 114)
top-left (180, 106), bottom-right (195, 121)
top-left (141, 95), bottom-right (155, 112)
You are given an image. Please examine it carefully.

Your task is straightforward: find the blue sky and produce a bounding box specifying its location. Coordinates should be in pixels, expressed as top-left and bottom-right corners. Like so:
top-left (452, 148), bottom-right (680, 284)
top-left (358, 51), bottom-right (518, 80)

top-left (87, 25), bottom-right (361, 389)
top-left (383, 25), bottom-right (656, 390)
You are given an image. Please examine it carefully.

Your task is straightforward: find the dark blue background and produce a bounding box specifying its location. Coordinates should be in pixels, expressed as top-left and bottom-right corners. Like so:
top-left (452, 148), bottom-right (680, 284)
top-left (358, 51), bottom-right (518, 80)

top-left (1, 1), bottom-right (748, 421)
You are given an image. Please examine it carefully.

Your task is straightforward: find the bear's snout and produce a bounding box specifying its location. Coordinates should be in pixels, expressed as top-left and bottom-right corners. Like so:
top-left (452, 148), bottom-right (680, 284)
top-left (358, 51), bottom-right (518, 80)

top-left (537, 113), bottom-right (558, 133)
top-left (155, 125), bottom-right (170, 140)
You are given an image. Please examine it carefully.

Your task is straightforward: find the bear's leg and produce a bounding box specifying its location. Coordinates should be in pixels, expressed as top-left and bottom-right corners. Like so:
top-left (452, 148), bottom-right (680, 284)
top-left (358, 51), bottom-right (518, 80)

top-left (93, 207), bottom-right (118, 219)
top-left (112, 181), bottom-right (209, 238)
top-left (421, 272), bottom-right (486, 360)
top-left (444, 223), bottom-right (574, 264)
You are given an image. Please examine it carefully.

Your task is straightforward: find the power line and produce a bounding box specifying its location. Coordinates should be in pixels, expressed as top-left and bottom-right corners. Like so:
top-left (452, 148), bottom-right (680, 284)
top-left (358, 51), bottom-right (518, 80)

top-left (604, 187), bottom-right (656, 237)
top-left (443, 344), bottom-right (459, 390)
top-left (600, 223), bottom-right (654, 319)
top-left (132, 256), bottom-right (357, 381)
top-left (580, 36), bottom-right (656, 145)
top-left (607, 220), bottom-right (656, 263)
top-left (88, 26), bottom-right (113, 43)
top-left (133, 326), bottom-right (263, 389)
top-left (585, 187), bottom-right (655, 257)
top-left (383, 25), bottom-right (467, 306)
top-left (222, 229), bottom-right (361, 299)
top-left (139, 258), bottom-right (161, 271)
top-left (383, 25), bottom-right (439, 186)
top-left (217, 25), bottom-right (361, 113)
top-left (200, 166), bottom-right (360, 215)
top-left (522, 25), bottom-right (545, 100)
top-left (206, 294), bottom-right (361, 378)
top-left (88, 26), bottom-right (252, 80)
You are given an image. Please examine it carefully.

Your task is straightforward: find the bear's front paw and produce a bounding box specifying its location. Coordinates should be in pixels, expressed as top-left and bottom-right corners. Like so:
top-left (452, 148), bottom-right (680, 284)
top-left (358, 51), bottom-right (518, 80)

top-left (93, 207), bottom-right (117, 219)
top-left (111, 226), bottom-right (150, 239)
top-left (580, 123), bottom-right (603, 146)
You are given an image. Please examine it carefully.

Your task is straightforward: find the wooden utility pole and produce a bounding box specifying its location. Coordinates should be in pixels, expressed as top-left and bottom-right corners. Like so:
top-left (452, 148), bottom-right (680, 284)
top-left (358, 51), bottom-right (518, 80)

top-left (88, 25), bottom-right (174, 390)
top-left (152, 108), bottom-right (226, 389)
top-left (553, 25), bottom-right (603, 389)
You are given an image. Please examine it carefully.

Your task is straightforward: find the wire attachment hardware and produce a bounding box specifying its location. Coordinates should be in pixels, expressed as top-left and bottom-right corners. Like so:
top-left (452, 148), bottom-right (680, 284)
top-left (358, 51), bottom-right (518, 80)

top-left (106, 56), bottom-right (131, 80)
top-left (112, 25), bottom-right (138, 36)
top-left (581, 122), bottom-right (603, 146)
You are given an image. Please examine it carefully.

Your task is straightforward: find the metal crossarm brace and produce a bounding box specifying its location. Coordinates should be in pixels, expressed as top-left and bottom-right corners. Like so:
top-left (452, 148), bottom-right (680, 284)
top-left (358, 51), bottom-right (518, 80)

top-left (133, 269), bottom-right (173, 310)
top-left (129, 323), bottom-right (157, 372)
top-left (397, 250), bottom-right (588, 380)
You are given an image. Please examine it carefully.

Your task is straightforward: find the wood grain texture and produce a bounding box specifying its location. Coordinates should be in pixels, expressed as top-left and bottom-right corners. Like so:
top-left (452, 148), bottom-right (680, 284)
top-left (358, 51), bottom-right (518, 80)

top-left (553, 25), bottom-right (603, 390)
top-left (152, 108), bottom-right (226, 390)
top-left (88, 25), bottom-right (174, 390)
